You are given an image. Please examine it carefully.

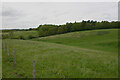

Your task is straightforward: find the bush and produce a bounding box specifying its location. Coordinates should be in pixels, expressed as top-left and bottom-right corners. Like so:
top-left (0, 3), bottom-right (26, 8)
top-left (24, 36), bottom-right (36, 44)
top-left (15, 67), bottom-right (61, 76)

top-left (9, 31), bottom-right (14, 39)
top-left (28, 35), bottom-right (35, 39)
top-left (19, 36), bottom-right (25, 40)
top-left (2, 34), bottom-right (9, 39)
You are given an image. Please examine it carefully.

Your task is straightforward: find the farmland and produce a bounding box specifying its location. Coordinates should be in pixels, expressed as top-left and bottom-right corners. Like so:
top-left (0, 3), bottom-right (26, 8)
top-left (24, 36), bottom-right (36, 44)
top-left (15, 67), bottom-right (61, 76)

top-left (2, 29), bottom-right (118, 78)
top-left (0, 39), bottom-right (1, 79)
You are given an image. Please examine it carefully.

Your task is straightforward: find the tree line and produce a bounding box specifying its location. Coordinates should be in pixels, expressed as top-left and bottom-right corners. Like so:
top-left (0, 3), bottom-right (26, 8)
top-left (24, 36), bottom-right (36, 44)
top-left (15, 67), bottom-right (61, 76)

top-left (2, 20), bottom-right (119, 39)
top-left (37, 20), bottom-right (119, 37)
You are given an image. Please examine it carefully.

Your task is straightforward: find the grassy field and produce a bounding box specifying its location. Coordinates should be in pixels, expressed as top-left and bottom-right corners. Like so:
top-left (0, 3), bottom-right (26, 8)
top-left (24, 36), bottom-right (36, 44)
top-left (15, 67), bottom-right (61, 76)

top-left (0, 39), bottom-right (2, 79)
top-left (33, 29), bottom-right (118, 53)
top-left (13, 30), bottom-right (39, 39)
top-left (2, 30), bottom-right (39, 39)
top-left (2, 29), bottom-right (118, 78)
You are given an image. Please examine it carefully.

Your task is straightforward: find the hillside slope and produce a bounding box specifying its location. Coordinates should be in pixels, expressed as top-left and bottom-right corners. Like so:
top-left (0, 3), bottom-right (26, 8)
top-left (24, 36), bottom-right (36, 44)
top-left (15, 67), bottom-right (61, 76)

top-left (33, 29), bottom-right (118, 53)
top-left (2, 29), bottom-right (118, 78)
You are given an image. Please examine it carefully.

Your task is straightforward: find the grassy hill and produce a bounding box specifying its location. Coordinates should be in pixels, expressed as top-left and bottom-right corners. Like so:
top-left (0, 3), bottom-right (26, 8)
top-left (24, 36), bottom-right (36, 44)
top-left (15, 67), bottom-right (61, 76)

top-left (33, 29), bottom-right (118, 53)
top-left (2, 29), bottom-right (118, 78)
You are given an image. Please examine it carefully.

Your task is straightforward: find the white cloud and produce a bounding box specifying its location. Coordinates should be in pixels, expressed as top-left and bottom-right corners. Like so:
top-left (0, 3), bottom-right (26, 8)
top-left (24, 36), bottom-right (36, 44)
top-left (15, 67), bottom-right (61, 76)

top-left (1, 0), bottom-right (120, 2)
top-left (2, 2), bottom-right (118, 29)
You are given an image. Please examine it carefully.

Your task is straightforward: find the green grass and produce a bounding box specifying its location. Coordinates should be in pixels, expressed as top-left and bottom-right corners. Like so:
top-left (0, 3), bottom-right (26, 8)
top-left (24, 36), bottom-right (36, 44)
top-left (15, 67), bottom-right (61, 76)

top-left (2, 30), bottom-right (39, 39)
top-left (0, 39), bottom-right (2, 79)
top-left (14, 30), bottom-right (39, 39)
top-left (2, 29), bottom-right (118, 78)
top-left (33, 29), bottom-right (118, 53)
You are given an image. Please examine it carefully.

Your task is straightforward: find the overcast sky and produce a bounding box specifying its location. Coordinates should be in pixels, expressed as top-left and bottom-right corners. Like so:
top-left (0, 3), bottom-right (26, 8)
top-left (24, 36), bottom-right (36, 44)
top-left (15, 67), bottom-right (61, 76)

top-left (1, 0), bottom-right (120, 2)
top-left (1, 2), bottom-right (118, 29)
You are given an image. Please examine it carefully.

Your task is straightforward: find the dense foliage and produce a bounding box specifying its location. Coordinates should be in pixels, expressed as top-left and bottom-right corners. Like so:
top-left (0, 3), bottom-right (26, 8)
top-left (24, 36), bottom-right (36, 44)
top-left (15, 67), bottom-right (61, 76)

top-left (37, 20), bottom-right (119, 37)
top-left (2, 20), bottom-right (119, 39)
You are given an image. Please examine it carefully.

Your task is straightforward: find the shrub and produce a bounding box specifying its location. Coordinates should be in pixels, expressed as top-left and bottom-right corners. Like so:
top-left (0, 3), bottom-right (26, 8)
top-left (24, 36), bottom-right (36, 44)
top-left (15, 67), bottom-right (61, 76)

top-left (19, 35), bottom-right (25, 40)
top-left (2, 34), bottom-right (9, 39)
top-left (28, 35), bottom-right (35, 39)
